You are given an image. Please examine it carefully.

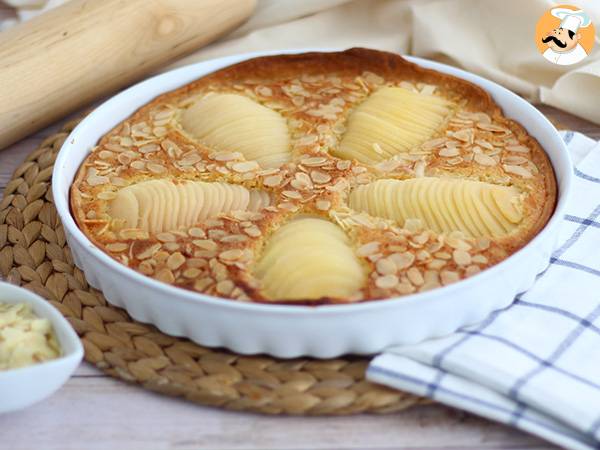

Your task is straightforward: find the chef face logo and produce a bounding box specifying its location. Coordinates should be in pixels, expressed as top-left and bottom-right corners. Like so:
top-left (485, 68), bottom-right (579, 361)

top-left (535, 5), bottom-right (595, 66)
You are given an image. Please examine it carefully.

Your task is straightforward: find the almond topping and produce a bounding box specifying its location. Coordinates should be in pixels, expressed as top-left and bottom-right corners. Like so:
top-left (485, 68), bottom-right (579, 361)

top-left (375, 274), bottom-right (399, 289)
top-left (167, 252), bottom-right (185, 270)
top-left (232, 161), bottom-right (260, 173)
top-left (503, 164), bottom-right (533, 178)
top-left (310, 170), bottom-right (332, 184)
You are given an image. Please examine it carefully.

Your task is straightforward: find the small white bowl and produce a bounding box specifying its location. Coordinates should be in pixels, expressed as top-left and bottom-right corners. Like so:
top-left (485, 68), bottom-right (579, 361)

top-left (52, 49), bottom-right (572, 358)
top-left (0, 281), bottom-right (83, 413)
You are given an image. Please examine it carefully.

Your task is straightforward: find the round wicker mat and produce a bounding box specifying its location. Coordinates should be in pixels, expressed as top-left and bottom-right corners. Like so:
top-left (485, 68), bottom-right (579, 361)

top-left (0, 118), bottom-right (427, 415)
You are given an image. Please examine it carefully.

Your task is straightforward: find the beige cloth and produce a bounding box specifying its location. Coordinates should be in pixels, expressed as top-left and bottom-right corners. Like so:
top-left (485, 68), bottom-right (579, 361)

top-left (2, 0), bottom-right (600, 124)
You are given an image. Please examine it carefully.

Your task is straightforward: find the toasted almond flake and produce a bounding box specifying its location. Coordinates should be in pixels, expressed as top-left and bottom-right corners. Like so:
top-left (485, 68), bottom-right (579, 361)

top-left (420, 84), bottom-right (436, 95)
top-left (376, 258), bottom-right (397, 275)
top-left (439, 147), bottom-right (460, 157)
top-left (211, 151), bottom-right (242, 162)
top-left (139, 143), bottom-right (159, 154)
top-left (357, 241), bottom-right (379, 257)
top-left (106, 242), bottom-right (128, 252)
top-left (421, 138), bottom-right (447, 150)
top-left (412, 231), bottom-right (429, 246)
top-left (153, 126), bottom-right (167, 137)
top-left (503, 155), bottom-right (528, 165)
top-left (452, 129), bottom-right (474, 143)
top-left (136, 243), bottom-right (161, 260)
top-left (263, 174), bottom-right (283, 187)
top-left (472, 254), bottom-right (488, 264)
top-left (465, 265), bottom-right (481, 276)
top-left (231, 161), bottom-right (260, 173)
top-left (297, 135), bottom-right (318, 147)
top-left (404, 218), bottom-right (423, 233)
top-left (155, 268), bottom-right (175, 284)
top-left (192, 239), bottom-right (217, 251)
top-left (255, 86), bottom-right (272, 97)
top-left (167, 252), bottom-right (185, 270)
top-left (416, 250), bottom-right (431, 261)
top-left (117, 153), bottom-right (132, 165)
top-left (427, 259), bottom-right (446, 270)
top-left (156, 232), bottom-right (176, 242)
top-left (216, 280), bottom-right (234, 296)
top-left (182, 268), bottom-right (202, 278)
top-left (194, 277), bottom-right (214, 291)
top-left (310, 170), bottom-right (332, 184)
top-left (147, 163), bottom-right (166, 174)
top-left (105, 143), bottom-right (126, 153)
top-left (301, 156), bottom-right (328, 167)
top-left (389, 251), bottom-right (415, 270)
top-left (87, 175), bottom-right (109, 186)
top-left (446, 156), bottom-right (463, 166)
top-left (179, 152), bottom-right (202, 166)
top-left (336, 160), bottom-right (352, 170)
top-left (375, 274), bottom-right (399, 289)
top-left (153, 109), bottom-right (173, 121)
top-left (220, 234), bottom-right (248, 244)
top-left (98, 150), bottom-right (114, 160)
top-left (396, 282), bottom-right (416, 295)
top-left (476, 140), bottom-right (494, 150)
top-left (476, 237), bottom-right (491, 250)
top-left (452, 249), bottom-right (472, 266)
top-left (406, 267), bottom-right (424, 286)
top-left (130, 160), bottom-right (146, 170)
top-left (278, 202), bottom-right (299, 212)
top-left (219, 249), bottom-right (243, 262)
top-left (440, 270), bottom-right (460, 285)
top-left (187, 258), bottom-right (207, 269)
top-left (138, 261), bottom-right (154, 275)
top-left (316, 199), bottom-right (331, 211)
top-left (477, 123), bottom-right (508, 132)
top-left (97, 191), bottom-right (117, 200)
top-left (505, 144), bottom-right (530, 153)
top-left (503, 164), bottom-right (533, 178)
top-left (243, 225), bottom-right (262, 237)
top-left (282, 190), bottom-right (302, 200)
top-left (189, 228), bottom-right (206, 238)
top-left (414, 161), bottom-right (426, 178)
top-left (474, 153), bottom-right (497, 166)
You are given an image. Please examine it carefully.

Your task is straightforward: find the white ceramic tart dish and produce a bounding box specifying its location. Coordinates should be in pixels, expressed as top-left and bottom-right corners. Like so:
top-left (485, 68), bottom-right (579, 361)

top-left (0, 281), bottom-right (83, 413)
top-left (53, 48), bottom-right (571, 358)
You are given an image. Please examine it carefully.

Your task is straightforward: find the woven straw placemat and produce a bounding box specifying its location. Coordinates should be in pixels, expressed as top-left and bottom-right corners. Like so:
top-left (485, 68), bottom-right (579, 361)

top-left (0, 118), bottom-right (427, 415)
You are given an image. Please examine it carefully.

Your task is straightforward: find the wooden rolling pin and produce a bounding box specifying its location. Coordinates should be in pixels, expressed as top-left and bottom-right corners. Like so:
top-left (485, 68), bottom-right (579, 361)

top-left (0, 0), bottom-right (256, 150)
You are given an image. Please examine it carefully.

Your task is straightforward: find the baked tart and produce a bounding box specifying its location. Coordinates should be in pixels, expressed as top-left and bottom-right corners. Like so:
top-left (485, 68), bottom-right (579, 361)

top-left (70, 48), bottom-right (557, 305)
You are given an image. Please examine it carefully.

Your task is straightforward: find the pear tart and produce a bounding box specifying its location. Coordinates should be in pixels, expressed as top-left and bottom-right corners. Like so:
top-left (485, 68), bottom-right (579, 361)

top-left (70, 48), bottom-right (557, 304)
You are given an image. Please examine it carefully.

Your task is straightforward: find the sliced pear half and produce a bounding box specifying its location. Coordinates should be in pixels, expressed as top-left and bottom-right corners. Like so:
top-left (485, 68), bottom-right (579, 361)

top-left (349, 177), bottom-right (523, 237)
top-left (254, 217), bottom-right (366, 301)
top-left (108, 179), bottom-right (271, 233)
top-left (181, 93), bottom-right (291, 168)
top-left (334, 86), bottom-right (453, 164)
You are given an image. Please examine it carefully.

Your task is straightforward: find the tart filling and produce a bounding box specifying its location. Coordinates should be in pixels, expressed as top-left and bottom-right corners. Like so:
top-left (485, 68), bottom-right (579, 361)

top-left (70, 49), bottom-right (557, 304)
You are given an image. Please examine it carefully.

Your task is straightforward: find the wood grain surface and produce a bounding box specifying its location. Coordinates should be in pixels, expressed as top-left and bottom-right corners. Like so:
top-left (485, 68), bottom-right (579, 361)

top-left (0, 0), bottom-right (255, 150)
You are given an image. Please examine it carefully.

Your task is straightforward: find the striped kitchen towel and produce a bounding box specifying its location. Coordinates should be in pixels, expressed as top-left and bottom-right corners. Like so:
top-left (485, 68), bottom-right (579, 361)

top-left (368, 131), bottom-right (600, 450)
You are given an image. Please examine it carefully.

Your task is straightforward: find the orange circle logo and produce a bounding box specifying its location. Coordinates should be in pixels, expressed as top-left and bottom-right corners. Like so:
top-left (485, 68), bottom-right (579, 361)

top-left (535, 4), bottom-right (595, 66)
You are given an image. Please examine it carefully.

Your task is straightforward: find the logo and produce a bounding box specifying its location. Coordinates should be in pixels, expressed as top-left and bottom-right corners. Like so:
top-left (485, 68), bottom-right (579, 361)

top-left (535, 5), bottom-right (595, 66)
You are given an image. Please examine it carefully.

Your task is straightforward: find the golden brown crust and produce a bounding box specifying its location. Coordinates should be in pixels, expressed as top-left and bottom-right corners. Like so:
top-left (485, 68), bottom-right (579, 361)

top-left (70, 48), bottom-right (557, 304)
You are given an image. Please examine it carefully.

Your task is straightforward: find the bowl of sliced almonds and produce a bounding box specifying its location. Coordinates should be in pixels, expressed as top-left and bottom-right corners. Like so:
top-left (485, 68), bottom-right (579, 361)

top-left (0, 281), bottom-right (83, 413)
